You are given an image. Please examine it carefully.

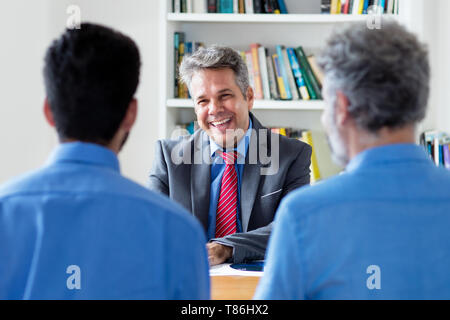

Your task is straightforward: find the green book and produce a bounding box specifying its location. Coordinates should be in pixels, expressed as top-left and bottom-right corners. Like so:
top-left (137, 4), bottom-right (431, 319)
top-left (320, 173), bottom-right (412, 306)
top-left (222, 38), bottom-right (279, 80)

top-left (295, 46), bottom-right (322, 100)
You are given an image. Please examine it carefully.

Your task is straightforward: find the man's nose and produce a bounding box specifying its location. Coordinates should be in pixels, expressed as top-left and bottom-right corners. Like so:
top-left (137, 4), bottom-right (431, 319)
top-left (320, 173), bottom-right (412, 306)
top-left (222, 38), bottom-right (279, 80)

top-left (208, 99), bottom-right (223, 115)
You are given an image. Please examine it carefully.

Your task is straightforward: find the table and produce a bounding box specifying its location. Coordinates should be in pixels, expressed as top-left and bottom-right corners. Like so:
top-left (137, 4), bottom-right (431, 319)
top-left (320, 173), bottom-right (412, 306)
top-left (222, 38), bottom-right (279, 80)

top-left (210, 263), bottom-right (263, 300)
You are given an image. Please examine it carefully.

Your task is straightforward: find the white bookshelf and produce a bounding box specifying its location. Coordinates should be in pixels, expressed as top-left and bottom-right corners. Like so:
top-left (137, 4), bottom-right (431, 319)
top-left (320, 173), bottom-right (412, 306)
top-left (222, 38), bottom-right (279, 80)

top-left (159, 0), bottom-right (412, 177)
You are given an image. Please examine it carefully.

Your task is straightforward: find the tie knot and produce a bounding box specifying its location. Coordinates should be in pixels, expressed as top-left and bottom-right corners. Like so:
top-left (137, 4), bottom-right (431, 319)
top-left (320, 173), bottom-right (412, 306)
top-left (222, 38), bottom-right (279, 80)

top-left (220, 151), bottom-right (238, 165)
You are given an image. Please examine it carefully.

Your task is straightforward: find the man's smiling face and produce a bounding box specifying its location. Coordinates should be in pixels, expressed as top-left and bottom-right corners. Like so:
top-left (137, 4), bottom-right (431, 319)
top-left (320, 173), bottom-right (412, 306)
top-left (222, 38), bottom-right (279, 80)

top-left (190, 68), bottom-right (254, 149)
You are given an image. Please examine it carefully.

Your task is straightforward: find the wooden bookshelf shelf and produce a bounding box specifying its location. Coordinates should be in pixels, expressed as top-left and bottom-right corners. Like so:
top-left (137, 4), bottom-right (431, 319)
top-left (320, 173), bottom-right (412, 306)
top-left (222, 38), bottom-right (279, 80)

top-left (167, 13), bottom-right (399, 23)
top-left (166, 98), bottom-right (324, 110)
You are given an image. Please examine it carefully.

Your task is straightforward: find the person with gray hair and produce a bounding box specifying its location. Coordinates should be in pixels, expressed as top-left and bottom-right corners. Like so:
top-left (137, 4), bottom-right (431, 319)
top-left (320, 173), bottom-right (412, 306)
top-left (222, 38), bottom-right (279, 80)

top-left (149, 45), bottom-right (312, 265)
top-left (255, 19), bottom-right (450, 299)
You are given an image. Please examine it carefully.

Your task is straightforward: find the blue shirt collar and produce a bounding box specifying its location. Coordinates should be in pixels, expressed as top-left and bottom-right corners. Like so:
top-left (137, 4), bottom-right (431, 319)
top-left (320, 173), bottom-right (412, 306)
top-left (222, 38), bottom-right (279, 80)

top-left (346, 143), bottom-right (430, 173)
top-left (209, 117), bottom-right (253, 160)
top-left (46, 142), bottom-right (120, 173)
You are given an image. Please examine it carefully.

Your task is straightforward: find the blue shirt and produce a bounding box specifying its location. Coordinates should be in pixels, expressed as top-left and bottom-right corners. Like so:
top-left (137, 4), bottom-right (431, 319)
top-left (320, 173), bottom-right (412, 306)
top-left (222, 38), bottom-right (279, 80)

top-left (0, 142), bottom-right (210, 299)
top-left (207, 119), bottom-right (252, 240)
top-left (255, 144), bottom-right (450, 300)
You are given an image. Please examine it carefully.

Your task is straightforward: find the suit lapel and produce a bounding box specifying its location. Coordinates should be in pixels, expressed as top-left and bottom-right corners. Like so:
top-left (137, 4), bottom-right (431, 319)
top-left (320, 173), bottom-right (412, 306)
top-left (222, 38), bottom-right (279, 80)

top-left (190, 130), bottom-right (211, 232)
top-left (241, 113), bottom-right (264, 232)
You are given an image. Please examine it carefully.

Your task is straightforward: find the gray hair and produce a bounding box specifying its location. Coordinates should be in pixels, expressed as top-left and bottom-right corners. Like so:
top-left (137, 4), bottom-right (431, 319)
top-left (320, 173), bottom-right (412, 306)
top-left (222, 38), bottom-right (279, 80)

top-left (179, 45), bottom-right (250, 98)
top-left (317, 19), bottom-right (430, 133)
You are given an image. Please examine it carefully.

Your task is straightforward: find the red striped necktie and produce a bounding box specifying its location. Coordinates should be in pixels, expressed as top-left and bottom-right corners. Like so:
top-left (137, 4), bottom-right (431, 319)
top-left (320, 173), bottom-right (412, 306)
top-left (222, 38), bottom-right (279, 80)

top-left (215, 151), bottom-right (238, 238)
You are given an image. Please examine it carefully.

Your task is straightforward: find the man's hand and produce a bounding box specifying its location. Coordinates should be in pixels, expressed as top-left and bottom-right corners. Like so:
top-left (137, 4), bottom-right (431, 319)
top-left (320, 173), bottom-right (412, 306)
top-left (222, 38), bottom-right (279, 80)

top-left (206, 242), bottom-right (233, 266)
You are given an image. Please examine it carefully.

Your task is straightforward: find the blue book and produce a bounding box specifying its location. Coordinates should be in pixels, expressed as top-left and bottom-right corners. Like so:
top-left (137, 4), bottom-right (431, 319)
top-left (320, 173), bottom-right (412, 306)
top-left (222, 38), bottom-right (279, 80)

top-left (379, 0), bottom-right (385, 13)
top-left (277, 0), bottom-right (288, 14)
top-left (362, 0), bottom-right (370, 14)
top-left (219, 0), bottom-right (233, 13)
top-left (275, 45), bottom-right (292, 100)
top-left (286, 48), bottom-right (310, 100)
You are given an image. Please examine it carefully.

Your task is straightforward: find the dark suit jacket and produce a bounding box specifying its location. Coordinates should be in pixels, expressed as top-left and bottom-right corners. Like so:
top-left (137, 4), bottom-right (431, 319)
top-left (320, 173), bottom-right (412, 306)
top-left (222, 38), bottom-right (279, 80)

top-left (148, 113), bottom-right (311, 263)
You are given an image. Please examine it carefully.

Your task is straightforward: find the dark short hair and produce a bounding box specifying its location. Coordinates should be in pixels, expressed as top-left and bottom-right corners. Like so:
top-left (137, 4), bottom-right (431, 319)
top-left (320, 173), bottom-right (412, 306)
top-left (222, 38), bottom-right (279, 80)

top-left (318, 19), bottom-right (430, 132)
top-left (43, 23), bottom-right (141, 144)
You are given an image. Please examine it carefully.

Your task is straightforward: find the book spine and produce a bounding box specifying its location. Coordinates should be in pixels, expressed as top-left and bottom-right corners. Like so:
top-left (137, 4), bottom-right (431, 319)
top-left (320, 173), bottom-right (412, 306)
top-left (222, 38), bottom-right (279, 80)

top-left (295, 46), bottom-right (322, 99)
top-left (181, 0), bottom-right (187, 12)
top-left (245, 50), bottom-right (256, 91)
top-left (272, 54), bottom-right (288, 100)
top-left (233, 0), bottom-right (239, 13)
top-left (281, 47), bottom-right (300, 100)
top-left (321, 0), bottom-right (331, 13)
top-left (362, 0), bottom-right (369, 13)
top-left (174, 0), bottom-right (181, 12)
top-left (307, 55), bottom-right (324, 87)
top-left (331, 0), bottom-right (341, 14)
top-left (275, 45), bottom-right (292, 100)
top-left (193, 0), bottom-right (206, 13)
top-left (266, 55), bottom-right (280, 100)
top-left (263, 0), bottom-right (274, 13)
top-left (379, 0), bottom-right (385, 13)
top-left (245, 0), bottom-right (254, 13)
top-left (220, 0), bottom-right (234, 13)
top-left (352, 0), bottom-right (360, 14)
top-left (207, 0), bottom-right (217, 12)
top-left (343, 0), bottom-right (350, 14)
top-left (186, 0), bottom-right (193, 12)
top-left (250, 44), bottom-right (264, 99)
top-left (239, 0), bottom-right (245, 12)
top-left (178, 37), bottom-right (187, 98)
top-left (258, 47), bottom-right (271, 100)
top-left (253, 0), bottom-right (263, 13)
top-left (358, 0), bottom-right (364, 13)
top-left (287, 47), bottom-right (310, 100)
top-left (294, 47), bottom-right (317, 99)
top-left (301, 131), bottom-right (321, 183)
top-left (277, 0), bottom-right (288, 13)
top-left (174, 32), bottom-right (180, 98)
top-left (272, 0), bottom-right (280, 13)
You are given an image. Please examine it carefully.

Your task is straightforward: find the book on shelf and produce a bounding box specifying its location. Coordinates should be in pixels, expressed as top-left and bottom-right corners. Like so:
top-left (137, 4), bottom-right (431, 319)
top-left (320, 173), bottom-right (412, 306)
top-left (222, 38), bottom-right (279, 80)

top-left (295, 46), bottom-right (322, 100)
top-left (281, 47), bottom-right (300, 100)
top-left (172, 37), bottom-right (323, 102)
top-left (420, 130), bottom-right (450, 169)
top-left (250, 43), bottom-right (264, 100)
top-left (272, 53), bottom-right (289, 100)
top-left (275, 45), bottom-right (292, 100)
top-left (173, 0), bottom-right (288, 14)
top-left (286, 47), bottom-right (310, 100)
top-left (321, 0), bottom-right (399, 14)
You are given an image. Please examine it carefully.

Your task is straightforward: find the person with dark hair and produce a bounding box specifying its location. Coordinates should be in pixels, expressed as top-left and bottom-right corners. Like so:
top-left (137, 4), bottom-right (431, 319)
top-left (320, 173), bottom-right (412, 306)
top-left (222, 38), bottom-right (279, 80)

top-left (0, 23), bottom-right (209, 299)
top-left (255, 19), bottom-right (450, 299)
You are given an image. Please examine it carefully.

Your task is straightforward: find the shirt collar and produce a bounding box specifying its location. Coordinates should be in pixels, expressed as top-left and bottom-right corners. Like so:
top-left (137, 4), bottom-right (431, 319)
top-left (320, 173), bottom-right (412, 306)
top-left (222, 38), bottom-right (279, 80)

top-left (46, 142), bottom-right (120, 173)
top-left (346, 143), bottom-right (431, 173)
top-left (209, 117), bottom-right (253, 160)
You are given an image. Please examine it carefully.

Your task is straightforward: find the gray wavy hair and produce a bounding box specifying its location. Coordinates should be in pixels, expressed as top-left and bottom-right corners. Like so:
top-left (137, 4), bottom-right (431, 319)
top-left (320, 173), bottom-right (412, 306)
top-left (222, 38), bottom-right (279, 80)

top-left (317, 19), bottom-right (430, 133)
top-left (179, 45), bottom-right (250, 98)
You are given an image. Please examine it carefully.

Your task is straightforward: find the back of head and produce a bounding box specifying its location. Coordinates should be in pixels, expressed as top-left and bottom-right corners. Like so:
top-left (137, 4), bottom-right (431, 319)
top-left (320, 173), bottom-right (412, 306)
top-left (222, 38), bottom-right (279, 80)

top-left (43, 23), bottom-right (141, 145)
top-left (318, 19), bottom-right (430, 133)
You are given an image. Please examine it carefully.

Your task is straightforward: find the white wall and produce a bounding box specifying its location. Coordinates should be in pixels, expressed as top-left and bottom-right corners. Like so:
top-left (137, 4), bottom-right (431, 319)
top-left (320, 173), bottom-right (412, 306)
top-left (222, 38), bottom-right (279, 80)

top-left (0, 0), bottom-right (161, 186)
top-left (0, 0), bottom-right (55, 183)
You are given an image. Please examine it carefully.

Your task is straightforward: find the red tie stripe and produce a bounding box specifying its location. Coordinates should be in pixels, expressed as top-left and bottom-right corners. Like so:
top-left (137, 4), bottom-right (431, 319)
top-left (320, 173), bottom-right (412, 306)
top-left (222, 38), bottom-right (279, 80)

top-left (215, 151), bottom-right (238, 238)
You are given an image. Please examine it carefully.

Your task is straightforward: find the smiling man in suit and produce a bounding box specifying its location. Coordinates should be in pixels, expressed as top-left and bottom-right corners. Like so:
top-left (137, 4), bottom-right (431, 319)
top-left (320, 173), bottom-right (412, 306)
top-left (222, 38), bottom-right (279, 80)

top-left (149, 46), bottom-right (312, 265)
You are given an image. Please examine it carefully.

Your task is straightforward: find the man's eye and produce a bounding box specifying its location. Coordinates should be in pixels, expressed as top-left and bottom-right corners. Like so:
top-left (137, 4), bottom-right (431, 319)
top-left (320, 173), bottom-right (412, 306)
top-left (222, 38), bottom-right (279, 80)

top-left (197, 100), bottom-right (207, 105)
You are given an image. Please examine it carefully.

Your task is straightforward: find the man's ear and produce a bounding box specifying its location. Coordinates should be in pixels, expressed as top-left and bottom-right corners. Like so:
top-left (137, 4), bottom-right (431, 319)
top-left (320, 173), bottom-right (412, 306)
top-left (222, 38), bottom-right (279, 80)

top-left (335, 91), bottom-right (351, 127)
top-left (246, 86), bottom-right (254, 111)
top-left (43, 98), bottom-right (55, 127)
top-left (121, 98), bottom-right (138, 132)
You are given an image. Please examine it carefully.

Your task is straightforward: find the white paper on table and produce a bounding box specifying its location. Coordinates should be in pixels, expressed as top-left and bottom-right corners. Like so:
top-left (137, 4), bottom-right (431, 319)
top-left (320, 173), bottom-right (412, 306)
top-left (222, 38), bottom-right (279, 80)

top-left (209, 263), bottom-right (264, 277)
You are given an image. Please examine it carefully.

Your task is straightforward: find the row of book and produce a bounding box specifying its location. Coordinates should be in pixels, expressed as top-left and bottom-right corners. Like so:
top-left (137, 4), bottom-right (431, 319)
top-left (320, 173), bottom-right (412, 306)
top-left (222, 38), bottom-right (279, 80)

top-left (240, 44), bottom-right (323, 101)
top-left (173, 32), bottom-right (324, 101)
top-left (321, 0), bottom-right (400, 14)
top-left (173, 0), bottom-right (289, 14)
top-left (271, 128), bottom-right (321, 182)
top-left (174, 32), bottom-right (204, 98)
top-left (420, 131), bottom-right (450, 169)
